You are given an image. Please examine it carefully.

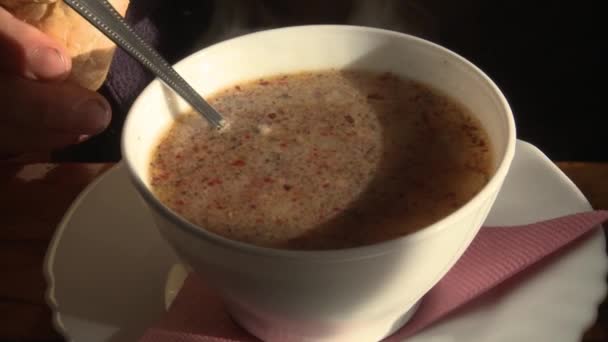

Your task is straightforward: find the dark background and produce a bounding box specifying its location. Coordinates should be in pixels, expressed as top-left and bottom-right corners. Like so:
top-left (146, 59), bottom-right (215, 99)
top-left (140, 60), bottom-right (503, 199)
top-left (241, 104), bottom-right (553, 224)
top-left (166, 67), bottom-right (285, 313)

top-left (437, 2), bottom-right (604, 161)
top-left (57, 1), bottom-right (604, 162)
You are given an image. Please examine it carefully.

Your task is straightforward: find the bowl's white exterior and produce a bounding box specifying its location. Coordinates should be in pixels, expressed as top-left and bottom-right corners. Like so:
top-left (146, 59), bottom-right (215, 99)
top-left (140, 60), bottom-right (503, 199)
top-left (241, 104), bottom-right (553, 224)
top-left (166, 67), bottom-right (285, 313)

top-left (122, 26), bottom-right (516, 342)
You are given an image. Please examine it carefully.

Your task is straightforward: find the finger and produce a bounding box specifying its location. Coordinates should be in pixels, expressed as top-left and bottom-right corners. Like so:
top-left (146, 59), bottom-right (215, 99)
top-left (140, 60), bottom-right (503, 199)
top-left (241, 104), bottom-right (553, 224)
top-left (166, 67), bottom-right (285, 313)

top-left (0, 126), bottom-right (85, 155)
top-left (0, 6), bottom-right (71, 81)
top-left (0, 75), bottom-right (111, 134)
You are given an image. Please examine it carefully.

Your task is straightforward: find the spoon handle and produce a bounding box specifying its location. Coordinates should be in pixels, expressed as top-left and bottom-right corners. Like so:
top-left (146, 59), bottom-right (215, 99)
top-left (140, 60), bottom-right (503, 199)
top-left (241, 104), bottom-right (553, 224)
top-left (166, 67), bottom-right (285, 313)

top-left (63, 0), bottom-right (225, 129)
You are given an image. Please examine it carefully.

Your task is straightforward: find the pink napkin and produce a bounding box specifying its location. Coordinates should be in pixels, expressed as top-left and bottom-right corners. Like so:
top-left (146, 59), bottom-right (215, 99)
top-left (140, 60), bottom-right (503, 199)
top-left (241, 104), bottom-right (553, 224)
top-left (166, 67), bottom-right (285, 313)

top-left (140, 211), bottom-right (608, 342)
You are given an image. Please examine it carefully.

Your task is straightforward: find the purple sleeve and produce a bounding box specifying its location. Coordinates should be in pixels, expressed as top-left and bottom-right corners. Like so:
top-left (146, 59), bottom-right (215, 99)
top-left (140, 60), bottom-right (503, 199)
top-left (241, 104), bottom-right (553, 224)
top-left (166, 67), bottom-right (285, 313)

top-left (101, 0), bottom-right (162, 115)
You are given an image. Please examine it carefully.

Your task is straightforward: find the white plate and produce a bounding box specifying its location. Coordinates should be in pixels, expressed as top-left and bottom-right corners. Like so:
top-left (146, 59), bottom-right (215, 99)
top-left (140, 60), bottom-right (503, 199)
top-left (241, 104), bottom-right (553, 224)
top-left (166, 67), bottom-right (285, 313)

top-left (44, 140), bottom-right (607, 342)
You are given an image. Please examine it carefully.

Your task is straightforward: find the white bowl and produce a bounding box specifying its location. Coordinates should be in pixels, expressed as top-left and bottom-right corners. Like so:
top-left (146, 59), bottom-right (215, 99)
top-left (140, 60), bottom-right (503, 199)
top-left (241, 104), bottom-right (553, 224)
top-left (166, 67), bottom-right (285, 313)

top-left (122, 25), bottom-right (516, 342)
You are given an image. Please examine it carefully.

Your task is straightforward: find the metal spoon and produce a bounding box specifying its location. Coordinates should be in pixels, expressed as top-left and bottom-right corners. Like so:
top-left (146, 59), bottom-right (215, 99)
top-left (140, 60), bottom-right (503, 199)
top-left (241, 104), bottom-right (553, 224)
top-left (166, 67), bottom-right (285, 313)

top-left (63, 0), bottom-right (225, 129)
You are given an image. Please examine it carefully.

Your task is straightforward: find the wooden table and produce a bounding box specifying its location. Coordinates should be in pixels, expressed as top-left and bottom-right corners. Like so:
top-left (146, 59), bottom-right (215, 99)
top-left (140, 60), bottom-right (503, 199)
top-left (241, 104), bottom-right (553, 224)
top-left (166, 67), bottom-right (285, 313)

top-left (1, 162), bottom-right (607, 341)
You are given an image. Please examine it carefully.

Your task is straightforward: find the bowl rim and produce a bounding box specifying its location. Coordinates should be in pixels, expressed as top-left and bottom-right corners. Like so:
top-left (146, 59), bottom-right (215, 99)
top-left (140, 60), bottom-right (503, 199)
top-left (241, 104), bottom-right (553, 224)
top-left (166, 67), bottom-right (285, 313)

top-left (121, 24), bottom-right (517, 262)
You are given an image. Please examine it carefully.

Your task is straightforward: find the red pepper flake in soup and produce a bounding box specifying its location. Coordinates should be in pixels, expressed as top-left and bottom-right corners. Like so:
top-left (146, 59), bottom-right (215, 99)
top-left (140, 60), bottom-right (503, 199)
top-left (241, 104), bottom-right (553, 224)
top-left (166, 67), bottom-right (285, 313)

top-left (232, 159), bottom-right (246, 167)
top-left (378, 72), bottom-right (393, 81)
top-left (367, 93), bottom-right (385, 100)
top-left (207, 178), bottom-right (223, 186)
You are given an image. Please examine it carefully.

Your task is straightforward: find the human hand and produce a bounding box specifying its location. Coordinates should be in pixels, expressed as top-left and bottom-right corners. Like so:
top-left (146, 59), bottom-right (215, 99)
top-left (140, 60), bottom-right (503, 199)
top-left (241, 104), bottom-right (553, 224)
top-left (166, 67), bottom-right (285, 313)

top-left (0, 6), bottom-right (111, 156)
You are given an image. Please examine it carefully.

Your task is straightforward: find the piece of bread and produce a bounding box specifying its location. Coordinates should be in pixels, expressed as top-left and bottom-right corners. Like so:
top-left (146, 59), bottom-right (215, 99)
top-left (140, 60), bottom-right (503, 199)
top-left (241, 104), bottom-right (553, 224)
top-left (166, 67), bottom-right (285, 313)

top-left (0, 0), bottom-right (130, 90)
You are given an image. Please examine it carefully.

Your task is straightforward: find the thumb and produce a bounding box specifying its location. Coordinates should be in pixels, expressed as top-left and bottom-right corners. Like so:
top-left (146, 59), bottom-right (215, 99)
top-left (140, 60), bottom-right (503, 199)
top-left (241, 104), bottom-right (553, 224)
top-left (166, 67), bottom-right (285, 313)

top-left (0, 6), bottom-right (71, 81)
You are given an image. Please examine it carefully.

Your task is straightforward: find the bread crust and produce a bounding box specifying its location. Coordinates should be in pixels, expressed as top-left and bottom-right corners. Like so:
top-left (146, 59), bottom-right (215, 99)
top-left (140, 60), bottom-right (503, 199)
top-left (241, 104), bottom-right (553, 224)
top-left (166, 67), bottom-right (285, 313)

top-left (1, 0), bottom-right (130, 90)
